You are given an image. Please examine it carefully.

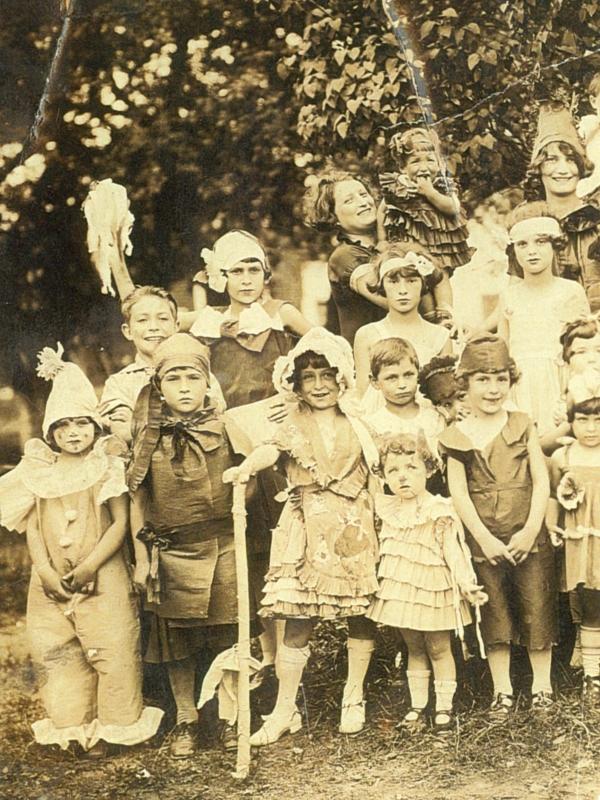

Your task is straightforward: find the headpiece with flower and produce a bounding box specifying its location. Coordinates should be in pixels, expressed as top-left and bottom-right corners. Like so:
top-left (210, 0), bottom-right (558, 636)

top-left (379, 251), bottom-right (436, 280)
top-left (200, 230), bottom-right (268, 294)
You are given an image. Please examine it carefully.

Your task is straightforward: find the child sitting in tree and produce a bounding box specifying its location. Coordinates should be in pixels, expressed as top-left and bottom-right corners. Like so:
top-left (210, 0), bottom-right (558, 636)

top-left (99, 286), bottom-right (224, 443)
top-left (0, 345), bottom-right (162, 757)
top-left (128, 333), bottom-right (242, 758)
top-left (379, 127), bottom-right (471, 289)
top-left (224, 328), bottom-right (380, 744)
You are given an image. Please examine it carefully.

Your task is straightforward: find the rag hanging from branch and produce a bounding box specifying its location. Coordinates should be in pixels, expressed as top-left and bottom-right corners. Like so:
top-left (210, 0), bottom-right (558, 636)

top-left (82, 178), bottom-right (136, 299)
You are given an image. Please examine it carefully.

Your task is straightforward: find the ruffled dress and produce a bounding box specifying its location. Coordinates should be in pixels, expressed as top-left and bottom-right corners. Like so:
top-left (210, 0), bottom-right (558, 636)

top-left (501, 279), bottom-right (589, 435)
top-left (260, 406), bottom-right (379, 619)
top-left (0, 437), bottom-right (163, 751)
top-left (549, 445), bottom-right (600, 591)
top-left (379, 171), bottom-right (472, 272)
top-left (367, 493), bottom-right (476, 633)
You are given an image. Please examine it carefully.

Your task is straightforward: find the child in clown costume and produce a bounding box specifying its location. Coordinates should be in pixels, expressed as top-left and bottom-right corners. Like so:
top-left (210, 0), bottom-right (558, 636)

top-left (225, 328), bottom-right (380, 745)
top-left (0, 345), bottom-right (162, 757)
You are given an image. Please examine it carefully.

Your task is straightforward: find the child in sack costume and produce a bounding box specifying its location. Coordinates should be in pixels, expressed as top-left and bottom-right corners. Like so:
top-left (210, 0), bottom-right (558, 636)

top-left (0, 345), bottom-right (162, 756)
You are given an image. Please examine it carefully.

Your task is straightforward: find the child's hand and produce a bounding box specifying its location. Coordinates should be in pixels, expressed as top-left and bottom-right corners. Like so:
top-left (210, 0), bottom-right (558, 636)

top-left (507, 526), bottom-right (538, 564)
top-left (267, 399), bottom-right (289, 424)
top-left (480, 535), bottom-right (516, 566)
top-left (463, 585), bottom-right (488, 607)
top-left (37, 564), bottom-right (73, 602)
top-left (547, 525), bottom-right (565, 548)
top-left (133, 561), bottom-right (150, 594)
top-left (414, 176), bottom-right (435, 197)
top-left (62, 562), bottom-right (97, 593)
top-left (223, 465), bottom-right (252, 484)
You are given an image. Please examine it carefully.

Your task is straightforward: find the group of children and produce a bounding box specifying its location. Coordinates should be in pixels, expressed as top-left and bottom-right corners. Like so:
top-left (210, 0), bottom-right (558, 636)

top-left (3, 94), bottom-right (600, 762)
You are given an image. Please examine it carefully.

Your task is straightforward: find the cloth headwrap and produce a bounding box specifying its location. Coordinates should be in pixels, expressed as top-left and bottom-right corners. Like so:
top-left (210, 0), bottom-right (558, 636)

top-left (153, 333), bottom-right (210, 381)
top-left (458, 334), bottom-right (511, 374)
top-left (379, 252), bottom-right (435, 280)
top-left (200, 230), bottom-right (267, 293)
top-left (37, 343), bottom-right (103, 440)
top-left (531, 104), bottom-right (587, 166)
top-left (272, 327), bottom-right (355, 398)
top-left (567, 368), bottom-right (600, 405)
top-left (508, 216), bottom-right (562, 243)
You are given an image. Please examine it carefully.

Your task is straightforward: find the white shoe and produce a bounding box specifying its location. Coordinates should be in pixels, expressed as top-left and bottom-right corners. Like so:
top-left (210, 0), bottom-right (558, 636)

top-left (249, 709), bottom-right (302, 747)
top-left (339, 700), bottom-right (366, 734)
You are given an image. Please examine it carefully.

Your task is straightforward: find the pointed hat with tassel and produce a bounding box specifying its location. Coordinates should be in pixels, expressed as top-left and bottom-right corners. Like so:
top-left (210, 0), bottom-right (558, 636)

top-left (37, 343), bottom-right (103, 440)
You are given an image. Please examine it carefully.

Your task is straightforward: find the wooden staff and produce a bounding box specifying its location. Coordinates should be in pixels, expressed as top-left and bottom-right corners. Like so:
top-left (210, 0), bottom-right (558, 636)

top-left (231, 480), bottom-right (251, 779)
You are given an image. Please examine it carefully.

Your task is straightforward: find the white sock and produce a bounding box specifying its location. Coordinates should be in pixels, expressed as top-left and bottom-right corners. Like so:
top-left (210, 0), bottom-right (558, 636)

top-left (528, 647), bottom-right (553, 695)
top-left (271, 643), bottom-right (309, 720)
top-left (342, 638), bottom-right (375, 706)
top-left (406, 669), bottom-right (431, 710)
top-left (434, 679), bottom-right (457, 713)
top-left (581, 626), bottom-right (600, 678)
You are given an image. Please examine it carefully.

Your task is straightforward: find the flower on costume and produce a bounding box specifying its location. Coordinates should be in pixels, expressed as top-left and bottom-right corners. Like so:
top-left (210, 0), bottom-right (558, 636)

top-left (556, 472), bottom-right (585, 510)
top-left (201, 246), bottom-right (227, 294)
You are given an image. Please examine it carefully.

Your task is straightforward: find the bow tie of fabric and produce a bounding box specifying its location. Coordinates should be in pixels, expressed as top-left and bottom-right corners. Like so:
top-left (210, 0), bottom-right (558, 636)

top-left (159, 415), bottom-right (223, 479)
top-left (136, 524), bottom-right (172, 604)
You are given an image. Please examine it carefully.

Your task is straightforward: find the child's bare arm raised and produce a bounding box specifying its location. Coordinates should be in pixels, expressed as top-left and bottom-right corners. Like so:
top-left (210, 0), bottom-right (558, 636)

top-left (416, 177), bottom-right (460, 217)
top-left (223, 445), bottom-right (280, 485)
top-left (63, 494), bottom-right (129, 591)
top-left (279, 303), bottom-right (314, 336)
top-left (447, 456), bottom-right (516, 566)
top-left (507, 428), bottom-right (550, 563)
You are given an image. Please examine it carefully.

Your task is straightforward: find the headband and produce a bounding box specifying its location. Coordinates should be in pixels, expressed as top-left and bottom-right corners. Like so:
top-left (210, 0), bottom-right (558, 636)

top-left (153, 334), bottom-right (211, 382)
top-left (508, 217), bottom-right (561, 244)
top-left (379, 252), bottom-right (435, 281)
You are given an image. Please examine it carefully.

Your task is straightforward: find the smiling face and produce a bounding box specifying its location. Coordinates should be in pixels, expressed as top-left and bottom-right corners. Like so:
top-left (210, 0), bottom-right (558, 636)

top-left (52, 417), bottom-right (96, 455)
top-left (297, 364), bottom-right (340, 410)
top-left (567, 334), bottom-right (600, 375)
top-left (225, 259), bottom-right (266, 307)
top-left (332, 179), bottom-right (377, 235)
top-left (372, 357), bottom-right (418, 408)
top-left (404, 146), bottom-right (440, 181)
top-left (160, 367), bottom-right (208, 416)
top-left (383, 450), bottom-right (428, 499)
top-left (122, 295), bottom-right (178, 361)
top-left (540, 142), bottom-right (581, 198)
top-left (466, 370), bottom-right (511, 415)
top-left (572, 411), bottom-right (600, 448)
top-left (382, 268), bottom-right (422, 313)
top-left (512, 232), bottom-right (555, 277)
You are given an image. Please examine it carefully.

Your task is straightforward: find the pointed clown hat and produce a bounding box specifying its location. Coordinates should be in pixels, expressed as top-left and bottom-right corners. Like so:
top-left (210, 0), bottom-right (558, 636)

top-left (37, 343), bottom-right (102, 440)
top-left (272, 327), bottom-right (355, 398)
top-left (531, 103), bottom-right (587, 167)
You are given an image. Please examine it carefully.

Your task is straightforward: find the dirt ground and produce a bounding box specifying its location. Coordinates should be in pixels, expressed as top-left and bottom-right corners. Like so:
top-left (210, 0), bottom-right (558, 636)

top-left (0, 538), bottom-right (599, 800)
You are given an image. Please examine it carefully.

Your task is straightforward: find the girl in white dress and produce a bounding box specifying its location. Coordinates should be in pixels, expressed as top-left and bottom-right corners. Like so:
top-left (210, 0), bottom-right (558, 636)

top-left (498, 202), bottom-right (589, 435)
top-left (353, 243), bottom-right (452, 412)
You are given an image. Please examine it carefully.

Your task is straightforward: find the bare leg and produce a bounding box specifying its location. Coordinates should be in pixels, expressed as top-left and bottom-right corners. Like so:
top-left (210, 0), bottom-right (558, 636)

top-left (400, 628), bottom-right (431, 711)
top-left (487, 643), bottom-right (513, 697)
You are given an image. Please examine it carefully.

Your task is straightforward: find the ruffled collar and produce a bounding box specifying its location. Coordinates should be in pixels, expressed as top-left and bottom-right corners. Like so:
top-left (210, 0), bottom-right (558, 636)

top-left (375, 491), bottom-right (454, 527)
top-left (190, 300), bottom-right (284, 351)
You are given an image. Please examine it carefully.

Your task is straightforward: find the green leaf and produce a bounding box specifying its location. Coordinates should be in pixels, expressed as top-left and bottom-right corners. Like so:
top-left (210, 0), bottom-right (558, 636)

top-left (333, 49), bottom-right (345, 66)
top-left (420, 20), bottom-right (436, 38)
top-left (441, 7), bottom-right (459, 17)
top-left (337, 120), bottom-right (349, 138)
